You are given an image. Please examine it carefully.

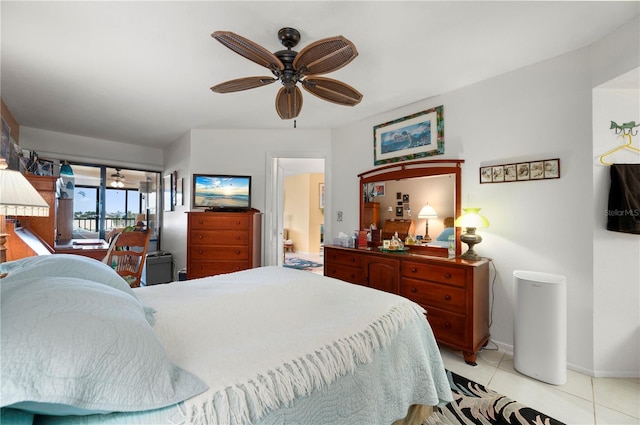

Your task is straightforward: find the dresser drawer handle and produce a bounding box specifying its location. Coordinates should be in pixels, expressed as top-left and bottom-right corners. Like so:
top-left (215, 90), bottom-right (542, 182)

top-left (411, 267), bottom-right (418, 273)
top-left (198, 234), bottom-right (203, 239)
top-left (444, 294), bottom-right (451, 301)
top-left (350, 257), bottom-right (356, 263)
top-left (444, 273), bottom-right (452, 279)
top-left (198, 249), bottom-right (203, 254)
top-left (411, 287), bottom-right (418, 293)
top-left (444, 322), bottom-right (452, 329)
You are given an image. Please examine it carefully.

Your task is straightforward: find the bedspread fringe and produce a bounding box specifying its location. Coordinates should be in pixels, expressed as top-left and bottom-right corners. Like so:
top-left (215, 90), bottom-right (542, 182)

top-left (180, 301), bottom-right (425, 425)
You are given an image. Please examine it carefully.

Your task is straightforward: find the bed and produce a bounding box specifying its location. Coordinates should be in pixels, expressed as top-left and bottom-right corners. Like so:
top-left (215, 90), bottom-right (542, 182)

top-left (1, 255), bottom-right (452, 425)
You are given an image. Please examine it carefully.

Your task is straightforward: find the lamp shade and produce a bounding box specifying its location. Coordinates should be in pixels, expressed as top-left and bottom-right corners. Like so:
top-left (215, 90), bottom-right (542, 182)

top-left (418, 204), bottom-right (438, 219)
top-left (0, 168), bottom-right (50, 217)
top-left (454, 208), bottom-right (489, 229)
top-left (59, 162), bottom-right (73, 176)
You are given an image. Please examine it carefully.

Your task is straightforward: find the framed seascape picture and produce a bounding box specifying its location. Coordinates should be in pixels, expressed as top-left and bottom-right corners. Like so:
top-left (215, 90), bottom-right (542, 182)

top-left (373, 105), bottom-right (444, 165)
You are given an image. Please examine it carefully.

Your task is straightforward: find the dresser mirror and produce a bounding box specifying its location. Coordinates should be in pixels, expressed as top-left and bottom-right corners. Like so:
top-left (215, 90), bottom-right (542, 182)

top-left (358, 159), bottom-right (464, 256)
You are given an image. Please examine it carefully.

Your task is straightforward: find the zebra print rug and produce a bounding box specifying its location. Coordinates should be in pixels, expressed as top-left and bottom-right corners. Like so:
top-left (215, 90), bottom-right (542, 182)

top-left (425, 370), bottom-right (566, 425)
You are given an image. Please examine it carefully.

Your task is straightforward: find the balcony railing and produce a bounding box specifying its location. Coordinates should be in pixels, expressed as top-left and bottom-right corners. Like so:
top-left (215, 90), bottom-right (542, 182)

top-left (73, 217), bottom-right (137, 233)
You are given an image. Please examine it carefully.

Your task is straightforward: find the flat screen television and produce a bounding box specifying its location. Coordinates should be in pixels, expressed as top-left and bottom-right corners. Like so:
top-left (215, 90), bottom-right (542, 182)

top-left (192, 174), bottom-right (251, 211)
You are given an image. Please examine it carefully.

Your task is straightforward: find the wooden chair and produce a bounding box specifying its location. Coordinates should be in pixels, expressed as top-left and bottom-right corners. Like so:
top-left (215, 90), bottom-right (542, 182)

top-left (103, 230), bottom-right (151, 288)
top-left (283, 228), bottom-right (295, 253)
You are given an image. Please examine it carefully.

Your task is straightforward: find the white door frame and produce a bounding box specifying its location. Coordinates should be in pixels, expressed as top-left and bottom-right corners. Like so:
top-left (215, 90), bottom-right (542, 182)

top-left (264, 151), bottom-right (328, 266)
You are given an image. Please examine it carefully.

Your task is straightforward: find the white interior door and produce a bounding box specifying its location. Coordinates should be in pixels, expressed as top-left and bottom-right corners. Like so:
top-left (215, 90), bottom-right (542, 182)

top-left (275, 161), bottom-right (284, 266)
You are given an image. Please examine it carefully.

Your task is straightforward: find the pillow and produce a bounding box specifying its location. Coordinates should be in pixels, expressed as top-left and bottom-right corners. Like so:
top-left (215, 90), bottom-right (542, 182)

top-left (1, 255), bottom-right (157, 325)
top-left (1, 254), bottom-right (135, 298)
top-left (1, 276), bottom-right (208, 415)
top-left (436, 227), bottom-right (455, 242)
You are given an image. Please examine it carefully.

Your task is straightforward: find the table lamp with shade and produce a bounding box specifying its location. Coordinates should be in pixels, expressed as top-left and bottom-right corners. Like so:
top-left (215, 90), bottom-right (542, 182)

top-left (454, 207), bottom-right (490, 260)
top-left (418, 204), bottom-right (438, 242)
top-left (0, 158), bottom-right (50, 271)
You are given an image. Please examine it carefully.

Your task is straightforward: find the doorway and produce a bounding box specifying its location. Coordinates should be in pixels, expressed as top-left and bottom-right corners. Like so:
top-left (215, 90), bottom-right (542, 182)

top-left (265, 154), bottom-right (325, 268)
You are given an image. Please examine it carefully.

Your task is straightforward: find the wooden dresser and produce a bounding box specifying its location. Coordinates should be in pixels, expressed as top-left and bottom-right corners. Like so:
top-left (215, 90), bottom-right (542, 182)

top-left (22, 175), bottom-right (58, 250)
top-left (186, 210), bottom-right (262, 279)
top-left (361, 202), bottom-right (380, 229)
top-left (324, 245), bottom-right (489, 365)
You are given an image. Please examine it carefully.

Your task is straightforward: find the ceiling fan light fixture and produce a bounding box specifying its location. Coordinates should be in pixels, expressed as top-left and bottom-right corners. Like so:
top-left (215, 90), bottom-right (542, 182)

top-left (211, 27), bottom-right (362, 120)
top-left (110, 169), bottom-right (125, 188)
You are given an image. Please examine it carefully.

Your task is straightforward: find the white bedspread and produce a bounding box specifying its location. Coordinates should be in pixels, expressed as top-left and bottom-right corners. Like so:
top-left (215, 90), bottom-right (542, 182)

top-left (133, 266), bottom-right (433, 425)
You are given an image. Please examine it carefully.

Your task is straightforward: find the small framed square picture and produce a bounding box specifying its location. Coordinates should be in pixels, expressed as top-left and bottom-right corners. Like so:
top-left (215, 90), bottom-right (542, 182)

top-left (544, 159), bottom-right (560, 179)
top-left (492, 166), bottom-right (504, 182)
top-left (530, 161), bottom-right (544, 179)
top-left (480, 167), bottom-right (492, 183)
top-left (504, 164), bottom-right (517, 182)
top-left (517, 163), bottom-right (530, 180)
top-left (395, 206), bottom-right (404, 217)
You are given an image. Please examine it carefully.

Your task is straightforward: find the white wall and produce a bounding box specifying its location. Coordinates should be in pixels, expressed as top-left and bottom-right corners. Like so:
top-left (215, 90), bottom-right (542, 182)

top-left (161, 131), bottom-right (192, 279)
top-left (331, 17), bottom-right (639, 376)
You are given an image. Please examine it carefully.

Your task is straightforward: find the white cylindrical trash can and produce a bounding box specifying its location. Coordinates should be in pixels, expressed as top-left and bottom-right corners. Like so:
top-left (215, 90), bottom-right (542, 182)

top-left (513, 270), bottom-right (567, 385)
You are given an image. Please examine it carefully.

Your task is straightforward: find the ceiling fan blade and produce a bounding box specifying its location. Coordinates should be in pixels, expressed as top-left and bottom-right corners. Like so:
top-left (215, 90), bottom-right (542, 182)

top-left (275, 86), bottom-right (303, 120)
top-left (293, 36), bottom-right (358, 76)
top-left (302, 77), bottom-right (362, 106)
top-left (211, 76), bottom-right (277, 93)
top-left (212, 31), bottom-right (284, 72)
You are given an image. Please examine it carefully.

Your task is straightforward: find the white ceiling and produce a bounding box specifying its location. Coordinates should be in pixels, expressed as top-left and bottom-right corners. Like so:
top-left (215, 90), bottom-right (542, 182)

top-left (1, 1), bottom-right (638, 148)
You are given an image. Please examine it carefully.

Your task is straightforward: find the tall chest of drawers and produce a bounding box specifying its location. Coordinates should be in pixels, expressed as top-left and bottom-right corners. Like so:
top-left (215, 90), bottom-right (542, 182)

top-left (324, 245), bottom-right (489, 365)
top-left (187, 210), bottom-right (262, 279)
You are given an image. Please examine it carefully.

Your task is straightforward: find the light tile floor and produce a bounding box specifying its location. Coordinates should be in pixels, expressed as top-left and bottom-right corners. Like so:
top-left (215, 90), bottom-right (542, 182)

top-left (439, 345), bottom-right (640, 425)
top-left (288, 251), bottom-right (640, 424)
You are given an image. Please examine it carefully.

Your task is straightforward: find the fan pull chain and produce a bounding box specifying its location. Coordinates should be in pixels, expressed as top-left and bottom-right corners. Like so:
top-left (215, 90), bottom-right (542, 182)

top-left (294, 120), bottom-right (297, 128)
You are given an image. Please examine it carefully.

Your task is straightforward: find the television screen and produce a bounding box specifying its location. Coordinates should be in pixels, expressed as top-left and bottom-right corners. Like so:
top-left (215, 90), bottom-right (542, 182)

top-left (192, 174), bottom-right (251, 211)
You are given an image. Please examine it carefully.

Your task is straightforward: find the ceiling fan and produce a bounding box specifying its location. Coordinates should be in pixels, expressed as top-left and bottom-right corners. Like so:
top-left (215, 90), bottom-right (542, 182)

top-left (210, 27), bottom-right (363, 120)
top-left (110, 169), bottom-right (125, 188)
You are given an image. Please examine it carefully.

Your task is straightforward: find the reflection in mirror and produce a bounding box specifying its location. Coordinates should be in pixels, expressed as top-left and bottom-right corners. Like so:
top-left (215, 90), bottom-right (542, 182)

top-left (364, 174), bottom-right (455, 238)
top-left (359, 159), bottom-right (463, 256)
